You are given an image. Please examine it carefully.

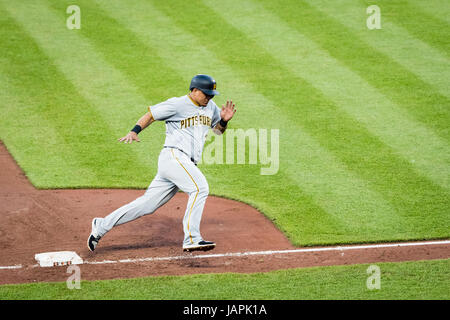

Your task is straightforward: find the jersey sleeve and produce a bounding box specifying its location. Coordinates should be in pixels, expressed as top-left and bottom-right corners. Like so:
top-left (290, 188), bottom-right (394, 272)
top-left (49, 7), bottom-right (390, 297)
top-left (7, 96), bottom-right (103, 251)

top-left (149, 98), bottom-right (177, 121)
top-left (211, 104), bottom-right (222, 128)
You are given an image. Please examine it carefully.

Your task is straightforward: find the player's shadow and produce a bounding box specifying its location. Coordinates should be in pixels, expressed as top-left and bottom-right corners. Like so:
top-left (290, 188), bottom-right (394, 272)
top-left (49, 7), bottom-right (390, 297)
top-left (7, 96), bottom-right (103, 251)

top-left (94, 239), bottom-right (180, 253)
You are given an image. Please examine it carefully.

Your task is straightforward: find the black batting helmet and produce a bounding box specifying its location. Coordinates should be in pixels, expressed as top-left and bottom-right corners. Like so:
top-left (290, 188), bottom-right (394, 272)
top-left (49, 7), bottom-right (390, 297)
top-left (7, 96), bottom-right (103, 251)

top-left (189, 74), bottom-right (219, 96)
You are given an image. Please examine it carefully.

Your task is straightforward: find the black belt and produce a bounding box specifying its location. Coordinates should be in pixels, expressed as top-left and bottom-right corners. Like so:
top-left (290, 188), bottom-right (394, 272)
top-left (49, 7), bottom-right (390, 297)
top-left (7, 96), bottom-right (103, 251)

top-left (164, 146), bottom-right (197, 165)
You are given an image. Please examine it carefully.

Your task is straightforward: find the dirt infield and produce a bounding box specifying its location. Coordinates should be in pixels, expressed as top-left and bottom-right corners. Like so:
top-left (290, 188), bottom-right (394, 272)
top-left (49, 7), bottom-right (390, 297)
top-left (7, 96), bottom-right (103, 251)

top-left (0, 141), bottom-right (449, 285)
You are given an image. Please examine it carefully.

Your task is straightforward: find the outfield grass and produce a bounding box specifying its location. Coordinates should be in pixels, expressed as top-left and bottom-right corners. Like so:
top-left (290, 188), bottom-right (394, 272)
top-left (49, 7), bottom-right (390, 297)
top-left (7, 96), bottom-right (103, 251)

top-left (1, 259), bottom-right (449, 300)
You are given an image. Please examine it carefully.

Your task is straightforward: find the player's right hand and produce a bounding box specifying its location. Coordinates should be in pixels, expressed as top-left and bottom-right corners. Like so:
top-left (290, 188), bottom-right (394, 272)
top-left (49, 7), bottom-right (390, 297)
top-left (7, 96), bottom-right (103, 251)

top-left (118, 132), bottom-right (141, 144)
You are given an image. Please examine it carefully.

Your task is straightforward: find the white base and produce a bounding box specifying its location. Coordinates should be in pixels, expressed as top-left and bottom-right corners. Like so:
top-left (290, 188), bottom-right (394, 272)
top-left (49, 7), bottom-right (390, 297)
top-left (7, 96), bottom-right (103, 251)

top-left (35, 251), bottom-right (83, 267)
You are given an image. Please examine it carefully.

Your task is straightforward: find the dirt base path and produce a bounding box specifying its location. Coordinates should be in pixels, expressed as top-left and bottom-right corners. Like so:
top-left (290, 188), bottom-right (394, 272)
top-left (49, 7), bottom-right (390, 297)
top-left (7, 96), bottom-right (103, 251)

top-left (0, 142), bottom-right (448, 285)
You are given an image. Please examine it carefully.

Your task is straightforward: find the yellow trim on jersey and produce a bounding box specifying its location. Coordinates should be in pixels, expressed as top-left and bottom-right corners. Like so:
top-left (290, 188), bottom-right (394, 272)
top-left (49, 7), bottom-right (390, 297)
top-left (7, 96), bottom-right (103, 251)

top-left (188, 94), bottom-right (200, 107)
top-left (171, 149), bottom-right (198, 244)
top-left (147, 106), bottom-right (155, 120)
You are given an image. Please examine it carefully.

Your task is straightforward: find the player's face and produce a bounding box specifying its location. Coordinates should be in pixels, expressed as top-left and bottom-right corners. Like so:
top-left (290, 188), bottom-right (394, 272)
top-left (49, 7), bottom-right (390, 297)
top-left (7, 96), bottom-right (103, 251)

top-left (192, 89), bottom-right (214, 106)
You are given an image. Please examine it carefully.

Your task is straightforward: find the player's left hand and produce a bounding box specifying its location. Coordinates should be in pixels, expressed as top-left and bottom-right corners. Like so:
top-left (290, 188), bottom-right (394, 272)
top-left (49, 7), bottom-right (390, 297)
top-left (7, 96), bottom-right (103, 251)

top-left (220, 100), bottom-right (236, 122)
top-left (118, 131), bottom-right (141, 144)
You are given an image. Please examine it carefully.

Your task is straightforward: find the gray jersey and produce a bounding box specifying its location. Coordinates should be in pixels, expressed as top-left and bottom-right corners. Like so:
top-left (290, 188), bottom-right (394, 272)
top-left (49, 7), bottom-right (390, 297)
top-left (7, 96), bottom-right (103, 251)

top-left (93, 94), bottom-right (224, 249)
top-left (150, 95), bottom-right (221, 163)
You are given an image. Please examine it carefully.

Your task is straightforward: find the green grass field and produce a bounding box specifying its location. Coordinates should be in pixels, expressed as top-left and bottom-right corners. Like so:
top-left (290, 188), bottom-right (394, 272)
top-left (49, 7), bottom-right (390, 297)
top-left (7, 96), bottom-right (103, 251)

top-left (0, 0), bottom-right (448, 299)
top-left (1, 259), bottom-right (449, 300)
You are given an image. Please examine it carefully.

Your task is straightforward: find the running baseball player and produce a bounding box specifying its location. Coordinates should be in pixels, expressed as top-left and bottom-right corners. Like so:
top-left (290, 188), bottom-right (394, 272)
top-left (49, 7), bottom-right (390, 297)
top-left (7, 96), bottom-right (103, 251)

top-left (87, 74), bottom-right (236, 252)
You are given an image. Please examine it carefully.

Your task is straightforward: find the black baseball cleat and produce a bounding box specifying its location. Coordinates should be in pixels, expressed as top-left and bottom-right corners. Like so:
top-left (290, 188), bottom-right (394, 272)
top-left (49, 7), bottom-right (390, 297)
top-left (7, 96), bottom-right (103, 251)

top-left (87, 218), bottom-right (102, 252)
top-left (87, 234), bottom-right (101, 252)
top-left (183, 240), bottom-right (216, 252)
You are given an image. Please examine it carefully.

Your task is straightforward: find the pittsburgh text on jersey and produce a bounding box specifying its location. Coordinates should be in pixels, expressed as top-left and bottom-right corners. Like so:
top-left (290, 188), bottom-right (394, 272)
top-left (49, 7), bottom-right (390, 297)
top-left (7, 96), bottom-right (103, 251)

top-left (180, 115), bottom-right (212, 129)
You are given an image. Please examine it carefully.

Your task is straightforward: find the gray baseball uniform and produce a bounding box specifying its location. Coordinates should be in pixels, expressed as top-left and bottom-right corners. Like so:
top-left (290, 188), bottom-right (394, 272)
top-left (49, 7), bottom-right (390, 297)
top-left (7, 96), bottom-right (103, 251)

top-left (95, 95), bottom-right (221, 247)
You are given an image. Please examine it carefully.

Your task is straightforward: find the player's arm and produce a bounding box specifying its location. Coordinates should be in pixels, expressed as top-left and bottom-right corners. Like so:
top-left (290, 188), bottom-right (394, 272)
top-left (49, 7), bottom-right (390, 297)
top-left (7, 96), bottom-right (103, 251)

top-left (213, 100), bottom-right (236, 135)
top-left (118, 111), bottom-right (155, 144)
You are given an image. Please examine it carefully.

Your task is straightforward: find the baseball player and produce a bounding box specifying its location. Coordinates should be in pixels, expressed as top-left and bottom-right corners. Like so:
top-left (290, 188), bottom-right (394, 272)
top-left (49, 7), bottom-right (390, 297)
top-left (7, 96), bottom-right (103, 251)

top-left (87, 74), bottom-right (236, 252)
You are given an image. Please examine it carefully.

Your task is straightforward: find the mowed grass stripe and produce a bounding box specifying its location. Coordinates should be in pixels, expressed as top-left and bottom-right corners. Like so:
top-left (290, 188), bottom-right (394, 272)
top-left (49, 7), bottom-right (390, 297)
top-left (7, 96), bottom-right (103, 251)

top-left (251, 0), bottom-right (450, 235)
top-left (153, 0), bottom-right (449, 238)
top-left (2, 0), bottom-right (158, 187)
top-left (0, 8), bottom-right (102, 188)
top-left (375, 0), bottom-right (450, 56)
top-left (46, 0), bottom-right (177, 169)
top-left (207, 166), bottom-right (355, 246)
top-left (98, 0), bottom-right (409, 243)
top-left (207, 0), bottom-right (450, 191)
top-left (47, 0), bottom-right (186, 108)
top-left (261, 0), bottom-right (449, 141)
top-left (309, 0), bottom-right (450, 100)
top-left (410, 0), bottom-right (450, 24)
